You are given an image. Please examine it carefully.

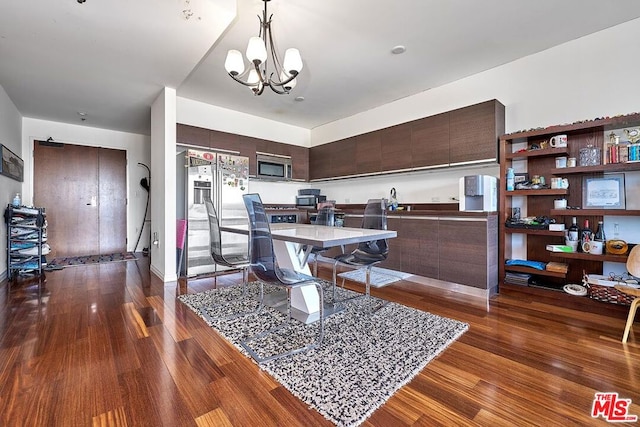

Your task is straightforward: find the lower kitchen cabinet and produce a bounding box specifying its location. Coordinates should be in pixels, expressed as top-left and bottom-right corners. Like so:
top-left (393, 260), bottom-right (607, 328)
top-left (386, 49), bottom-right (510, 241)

top-left (341, 211), bottom-right (497, 292)
top-left (438, 217), bottom-right (498, 289)
top-left (388, 217), bottom-right (439, 278)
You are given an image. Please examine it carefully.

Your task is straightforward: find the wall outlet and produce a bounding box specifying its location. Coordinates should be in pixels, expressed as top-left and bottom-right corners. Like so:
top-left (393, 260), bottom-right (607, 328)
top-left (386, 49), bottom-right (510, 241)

top-left (345, 198), bottom-right (350, 203)
top-left (431, 196), bottom-right (440, 202)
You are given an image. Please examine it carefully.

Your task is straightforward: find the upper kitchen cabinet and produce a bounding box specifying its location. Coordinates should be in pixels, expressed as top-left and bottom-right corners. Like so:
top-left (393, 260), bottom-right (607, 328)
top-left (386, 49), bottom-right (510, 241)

top-left (411, 111), bottom-right (450, 168)
top-left (380, 122), bottom-right (413, 172)
top-left (449, 99), bottom-right (505, 165)
top-left (235, 135), bottom-right (257, 174)
top-left (177, 124), bottom-right (210, 148)
top-left (210, 129), bottom-right (240, 152)
top-left (177, 124), bottom-right (309, 180)
top-left (289, 145), bottom-right (309, 181)
top-left (331, 137), bottom-right (357, 177)
top-left (309, 143), bottom-right (334, 180)
top-left (356, 131), bottom-right (382, 174)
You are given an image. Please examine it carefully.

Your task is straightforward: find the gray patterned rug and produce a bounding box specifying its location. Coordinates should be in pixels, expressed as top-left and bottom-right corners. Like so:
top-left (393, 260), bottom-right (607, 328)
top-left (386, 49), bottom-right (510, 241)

top-left (178, 282), bottom-right (468, 427)
top-left (337, 267), bottom-right (413, 288)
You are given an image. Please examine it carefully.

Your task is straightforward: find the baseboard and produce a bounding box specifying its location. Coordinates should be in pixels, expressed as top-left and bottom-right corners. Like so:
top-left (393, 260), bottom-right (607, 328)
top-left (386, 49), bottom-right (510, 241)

top-left (149, 263), bottom-right (178, 283)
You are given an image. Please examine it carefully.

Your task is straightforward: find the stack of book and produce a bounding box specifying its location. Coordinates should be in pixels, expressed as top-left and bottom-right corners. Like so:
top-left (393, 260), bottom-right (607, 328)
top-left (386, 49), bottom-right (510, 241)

top-left (546, 262), bottom-right (569, 274)
top-left (505, 272), bottom-right (531, 286)
top-left (604, 132), bottom-right (640, 164)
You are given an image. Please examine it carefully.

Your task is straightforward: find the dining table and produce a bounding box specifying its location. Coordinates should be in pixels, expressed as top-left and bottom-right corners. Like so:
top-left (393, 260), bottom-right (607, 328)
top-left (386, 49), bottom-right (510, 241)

top-left (220, 222), bottom-right (397, 322)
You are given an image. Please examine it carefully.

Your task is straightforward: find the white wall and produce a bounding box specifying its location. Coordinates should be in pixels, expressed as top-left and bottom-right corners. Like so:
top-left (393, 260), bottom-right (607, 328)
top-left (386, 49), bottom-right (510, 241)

top-left (0, 84), bottom-right (23, 280)
top-left (177, 97), bottom-right (310, 147)
top-left (22, 118), bottom-right (151, 254)
top-left (150, 88), bottom-right (177, 282)
top-left (309, 18), bottom-right (640, 210)
top-left (313, 18), bottom-right (640, 145)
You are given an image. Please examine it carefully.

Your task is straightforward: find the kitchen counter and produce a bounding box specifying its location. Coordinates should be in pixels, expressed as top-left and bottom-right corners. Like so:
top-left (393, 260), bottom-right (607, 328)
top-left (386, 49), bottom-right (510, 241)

top-left (384, 209), bottom-right (497, 217)
top-left (336, 208), bottom-right (498, 296)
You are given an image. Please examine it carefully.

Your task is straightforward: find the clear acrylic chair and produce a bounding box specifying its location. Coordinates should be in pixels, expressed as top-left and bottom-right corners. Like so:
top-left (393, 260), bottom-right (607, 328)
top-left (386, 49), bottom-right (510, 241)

top-left (201, 197), bottom-right (262, 320)
top-left (331, 199), bottom-right (389, 310)
top-left (240, 193), bottom-right (325, 364)
top-left (309, 206), bottom-right (335, 276)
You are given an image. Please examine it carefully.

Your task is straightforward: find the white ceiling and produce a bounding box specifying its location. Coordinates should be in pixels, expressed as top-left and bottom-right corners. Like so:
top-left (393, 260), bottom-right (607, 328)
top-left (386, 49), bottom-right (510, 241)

top-left (2, 0), bottom-right (640, 135)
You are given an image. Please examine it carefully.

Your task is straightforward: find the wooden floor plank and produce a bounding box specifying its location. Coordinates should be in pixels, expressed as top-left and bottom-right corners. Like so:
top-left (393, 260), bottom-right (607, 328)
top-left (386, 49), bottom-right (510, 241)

top-left (1, 257), bottom-right (639, 426)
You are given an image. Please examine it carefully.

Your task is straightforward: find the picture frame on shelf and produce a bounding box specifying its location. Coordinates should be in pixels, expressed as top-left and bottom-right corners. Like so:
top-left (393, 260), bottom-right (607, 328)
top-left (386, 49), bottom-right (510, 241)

top-left (514, 172), bottom-right (529, 184)
top-left (0, 144), bottom-right (24, 182)
top-left (582, 174), bottom-right (626, 209)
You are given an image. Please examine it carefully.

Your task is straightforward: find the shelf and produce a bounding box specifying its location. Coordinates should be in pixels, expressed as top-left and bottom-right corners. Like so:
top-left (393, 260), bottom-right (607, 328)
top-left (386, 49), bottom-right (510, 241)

top-left (5, 204), bottom-right (48, 281)
top-left (549, 252), bottom-right (629, 263)
top-left (500, 112), bottom-right (640, 300)
top-left (550, 209), bottom-right (640, 216)
top-left (502, 113), bottom-right (640, 142)
top-left (551, 162), bottom-right (640, 175)
top-left (506, 147), bottom-right (569, 160)
top-left (505, 265), bottom-right (566, 278)
top-left (505, 228), bottom-right (565, 236)
top-left (505, 189), bottom-right (568, 196)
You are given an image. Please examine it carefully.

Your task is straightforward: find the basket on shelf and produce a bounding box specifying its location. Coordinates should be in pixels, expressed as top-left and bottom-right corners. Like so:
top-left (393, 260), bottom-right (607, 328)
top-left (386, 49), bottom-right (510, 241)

top-left (583, 274), bottom-right (634, 306)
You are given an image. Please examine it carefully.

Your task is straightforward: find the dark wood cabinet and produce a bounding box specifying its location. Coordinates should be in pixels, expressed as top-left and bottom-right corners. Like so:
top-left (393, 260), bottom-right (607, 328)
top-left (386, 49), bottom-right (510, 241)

top-left (309, 100), bottom-right (504, 180)
top-left (209, 129), bottom-right (239, 151)
top-left (309, 143), bottom-right (333, 180)
top-left (176, 124), bottom-right (210, 148)
top-left (391, 216), bottom-right (439, 278)
top-left (177, 124), bottom-right (309, 180)
top-left (341, 211), bottom-right (496, 291)
top-left (331, 137), bottom-right (356, 177)
top-left (178, 99), bottom-right (504, 183)
top-left (438, 217), bottom-right (497, 289)
top-left (380, 122), bottom-right (413, 172)
top-left (411, 112), bottom-right (450, 168)
top-left (289, 145), bottom-right (309, 181)
top-left (383, 218), bottom-right (403, 271)
top-left (236, 135), bottom-right (257, 175)
top-left (356, 132), bottom-right (381, 174)
top-left (449, 100), bottom-right (505, 165)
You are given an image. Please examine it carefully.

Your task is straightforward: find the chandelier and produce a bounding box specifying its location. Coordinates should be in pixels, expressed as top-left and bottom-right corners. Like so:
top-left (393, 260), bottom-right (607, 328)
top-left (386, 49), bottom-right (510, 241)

top-left (224, 0), bottom-right (303, 96)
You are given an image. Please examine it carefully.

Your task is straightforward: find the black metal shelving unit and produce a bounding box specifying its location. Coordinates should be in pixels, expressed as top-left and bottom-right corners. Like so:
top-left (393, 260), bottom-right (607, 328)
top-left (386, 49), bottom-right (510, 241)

top-left (4, 204), bottom-right (48, 286)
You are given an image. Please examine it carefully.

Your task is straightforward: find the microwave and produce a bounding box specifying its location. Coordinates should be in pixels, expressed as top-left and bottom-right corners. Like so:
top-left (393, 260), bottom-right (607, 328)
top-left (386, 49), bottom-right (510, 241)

top-left (296, 195), bottom-right (326, 207)
top-left (256, 153), bottom-right (292, 180)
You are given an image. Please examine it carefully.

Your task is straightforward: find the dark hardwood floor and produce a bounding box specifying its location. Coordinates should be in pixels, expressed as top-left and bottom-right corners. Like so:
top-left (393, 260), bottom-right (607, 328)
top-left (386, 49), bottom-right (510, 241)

top-left (1, 256), bottom-right (638, 426)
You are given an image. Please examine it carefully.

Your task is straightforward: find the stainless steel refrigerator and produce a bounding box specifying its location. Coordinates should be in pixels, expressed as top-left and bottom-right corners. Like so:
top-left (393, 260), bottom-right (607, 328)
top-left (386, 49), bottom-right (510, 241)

top-left (179, 148), bottom-right (249, 277)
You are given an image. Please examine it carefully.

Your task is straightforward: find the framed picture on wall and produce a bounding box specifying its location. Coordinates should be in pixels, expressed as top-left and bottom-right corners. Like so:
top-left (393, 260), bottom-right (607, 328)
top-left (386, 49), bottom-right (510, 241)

top-left (582, 174), bottom-right (625, 209)
top-left (0, 144), bottom-right (24, 182)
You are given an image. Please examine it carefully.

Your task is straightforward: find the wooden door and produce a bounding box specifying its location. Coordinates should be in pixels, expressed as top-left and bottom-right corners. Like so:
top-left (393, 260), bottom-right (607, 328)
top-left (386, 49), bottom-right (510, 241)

top-left (98, 148), bottom-right (127, 254)
top-left (34, 141), bottom-right (127, 257)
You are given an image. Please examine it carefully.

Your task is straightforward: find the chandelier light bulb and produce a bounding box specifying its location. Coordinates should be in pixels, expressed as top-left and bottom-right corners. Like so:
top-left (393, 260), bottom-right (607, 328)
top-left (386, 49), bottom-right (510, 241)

top-left (280, 71), bottom-right (296, 91)
top-left (247, 69), bottom-right (261, 85)
top-left (283, 48), bottom-right (303, 74)
top-left (224, 50), bottom-right (244, 75)
top-left (246, 36), bottom-right (267, 64)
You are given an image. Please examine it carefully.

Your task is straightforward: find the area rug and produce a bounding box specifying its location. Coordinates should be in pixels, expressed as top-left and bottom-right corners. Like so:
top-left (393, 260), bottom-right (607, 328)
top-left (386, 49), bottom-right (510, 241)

top-left (337, 266), bottom-right (413, 288)
top-left (47, 252), bottom-right (137, 268)
top-left (178, 282), bottom-right (468, 427)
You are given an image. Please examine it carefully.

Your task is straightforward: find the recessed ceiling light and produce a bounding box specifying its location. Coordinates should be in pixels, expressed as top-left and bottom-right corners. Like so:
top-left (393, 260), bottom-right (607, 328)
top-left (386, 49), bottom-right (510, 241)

top-left (294, 96), bottom-right (305, 102)
top-left (391, 45), bottom-right (406, 55)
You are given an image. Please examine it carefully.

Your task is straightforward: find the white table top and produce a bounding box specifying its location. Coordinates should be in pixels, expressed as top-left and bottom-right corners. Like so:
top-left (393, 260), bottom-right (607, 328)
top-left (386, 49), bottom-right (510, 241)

top-left (220, 223), bottom-right (397, 248)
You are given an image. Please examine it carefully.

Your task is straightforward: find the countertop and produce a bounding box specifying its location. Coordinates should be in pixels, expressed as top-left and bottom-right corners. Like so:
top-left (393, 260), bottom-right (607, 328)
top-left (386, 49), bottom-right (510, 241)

top-left (264, 205), bottom-right (496, 218)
